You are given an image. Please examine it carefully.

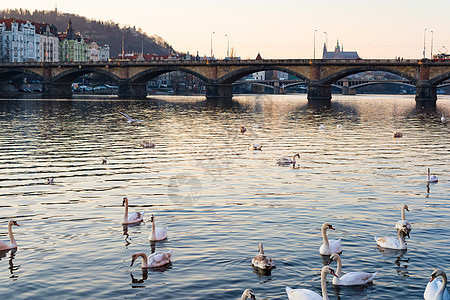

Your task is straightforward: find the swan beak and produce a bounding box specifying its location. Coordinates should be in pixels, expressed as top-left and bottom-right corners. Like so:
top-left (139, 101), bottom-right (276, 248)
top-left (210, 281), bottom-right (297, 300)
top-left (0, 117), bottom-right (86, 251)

top-left (430, 275), bottom-right (436, 282)
top-left (406, 231), bottom-right (410, 238)
top-left (14, 222), bottom-right (20, 227)
top-left (330, 226), bottom-right (335, 230)
top-left (130, 258), bottom-right (136, 267)
top-left (330, 269), bottom-right (338, 278)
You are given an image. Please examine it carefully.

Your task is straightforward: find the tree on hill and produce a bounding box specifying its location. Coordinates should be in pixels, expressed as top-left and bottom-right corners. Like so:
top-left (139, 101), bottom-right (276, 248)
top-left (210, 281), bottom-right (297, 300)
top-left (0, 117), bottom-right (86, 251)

top-left (0, 8), bottom-right (178, 57)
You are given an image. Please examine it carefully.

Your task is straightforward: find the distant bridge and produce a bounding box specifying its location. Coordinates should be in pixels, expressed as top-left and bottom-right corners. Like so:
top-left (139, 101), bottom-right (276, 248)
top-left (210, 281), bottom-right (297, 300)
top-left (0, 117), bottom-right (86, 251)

top-left (1, 58), bottom-right (450, 107)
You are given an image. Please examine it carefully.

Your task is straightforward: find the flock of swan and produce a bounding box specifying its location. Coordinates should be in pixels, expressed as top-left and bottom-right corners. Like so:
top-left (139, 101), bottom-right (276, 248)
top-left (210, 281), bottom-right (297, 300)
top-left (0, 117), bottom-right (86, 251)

top-left (2, 114), bottom-right (447, 299)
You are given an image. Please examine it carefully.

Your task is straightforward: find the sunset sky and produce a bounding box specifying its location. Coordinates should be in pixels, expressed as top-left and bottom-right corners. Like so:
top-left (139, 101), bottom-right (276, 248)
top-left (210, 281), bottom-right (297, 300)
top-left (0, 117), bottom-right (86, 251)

top-left (5, 0), bottom-right (450, 59)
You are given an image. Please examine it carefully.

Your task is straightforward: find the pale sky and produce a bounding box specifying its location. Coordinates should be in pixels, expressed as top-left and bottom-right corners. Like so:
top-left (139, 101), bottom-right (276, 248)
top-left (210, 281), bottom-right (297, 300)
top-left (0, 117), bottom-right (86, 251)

top-left (4, 0), bottom-right (450, 59)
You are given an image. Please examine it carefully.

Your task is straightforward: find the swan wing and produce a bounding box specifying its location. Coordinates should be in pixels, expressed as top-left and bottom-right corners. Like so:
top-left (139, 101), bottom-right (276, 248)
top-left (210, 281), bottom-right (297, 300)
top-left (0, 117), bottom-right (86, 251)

top-left (329, 239), bottom-right (342, 253)
top-left (147, 250), bottom-right (172, 267)
top-left (0, 240), bottom-right (12, 251)
top-left (374, 236), bottom-right (404, 249)
top-left (155, 226), bottom-right (168, 240)
top-left (334, 271), bottom-right (377, 286)
top-left (127, 211), bottom-right (144, 223)
top-left (285, 286), bottom-right (322, 300)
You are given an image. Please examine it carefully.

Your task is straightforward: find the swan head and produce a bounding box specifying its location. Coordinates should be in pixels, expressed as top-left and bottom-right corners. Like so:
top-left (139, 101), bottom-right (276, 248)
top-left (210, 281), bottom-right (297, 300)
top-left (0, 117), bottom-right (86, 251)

top-left (122, 197), bottom-right (128, 206)
top-left (130, 254), bottom-right (139, 267)
top-left (241, 289), bottom-right (256, 300)
top-left (322, 222), bottom-right (335, 230)
top-left (430, 269), bottom-right (446, 282)
top-left (322, 265), bottom-right (338, 278)
top-left (150, 214), bottom-right (154, 222)
top-left (403, 204), bottom-right (409, 212)
top-left (329, 253), bottom-right (340, 263)
top-left (293, 154), bottom-right (300, 160)
top-left (9, 220), bottom-right (19, 227)
top-left (399, 227), bottom-right (410, 239)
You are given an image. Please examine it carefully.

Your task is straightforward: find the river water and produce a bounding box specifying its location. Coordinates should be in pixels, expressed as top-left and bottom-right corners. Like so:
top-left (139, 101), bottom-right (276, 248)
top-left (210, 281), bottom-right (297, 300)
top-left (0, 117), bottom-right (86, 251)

top-left (0, 94), bottom-right (449, 299)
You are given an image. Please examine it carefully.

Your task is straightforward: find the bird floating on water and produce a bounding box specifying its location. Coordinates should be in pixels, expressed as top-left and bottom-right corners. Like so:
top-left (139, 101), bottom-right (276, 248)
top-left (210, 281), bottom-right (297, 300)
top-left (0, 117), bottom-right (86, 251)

top-left (277, 154), bottom-right (300, 166)
top-left (122, 197), bottom-right (145, 225)
top-left (252, 243), bottom-right (275, 270)
top-left (47, 178), bottom-right (54, 184)
top-left (148, 214), bottom-right (168, 241)
top-left (374, 227), bottom-right (409, 250)
top-left (427, 168), bottom-right (438, 183)
top-left (328, 253), bottom-right (377, 286)
top-left (395, 204), bottom-right (412, 233)
top-left (240, 126), bottom-right (247, 133)
top-left (247, 143), bottom-right (262, 151)
top-left (130, 250), bottom-right (172, 268)
top-left (441, 114), bottom-right (447, 123)
top-left (141, 140), bottom-right (155, 148)
top-left (424, 269), bottom-right (449, 300)
top-left (0, 220), bottom-right (20, 251)
top-left (119, 112), bottom-right (144, 123)
top-left (393, 131), bottom-right (403, 138)
top-left (102, 157), bottom-right (107, 165)
top-left (319, 222), bottom-right (342, 255)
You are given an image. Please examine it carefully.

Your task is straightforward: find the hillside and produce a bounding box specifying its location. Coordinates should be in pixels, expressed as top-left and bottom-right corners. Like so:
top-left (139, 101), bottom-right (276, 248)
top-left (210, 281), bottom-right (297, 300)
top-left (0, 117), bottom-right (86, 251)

top-left (0, 8), bottom-right (177, 57)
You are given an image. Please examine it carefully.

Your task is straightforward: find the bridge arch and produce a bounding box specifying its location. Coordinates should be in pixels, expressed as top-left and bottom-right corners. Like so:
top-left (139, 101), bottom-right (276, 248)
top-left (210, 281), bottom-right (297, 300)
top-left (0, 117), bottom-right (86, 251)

top-left (430, 71), bottom-right (450, 86)
top-left (51, 67), bottom-right (122, 84)
top-left (320, 66), bottom-right (418, 86)
top-left (217, 66), bottom-right (309, 85)
top-left (0, 68), bottom-right (44, 82)
top-left (129, 67), bottom-right (209, 84)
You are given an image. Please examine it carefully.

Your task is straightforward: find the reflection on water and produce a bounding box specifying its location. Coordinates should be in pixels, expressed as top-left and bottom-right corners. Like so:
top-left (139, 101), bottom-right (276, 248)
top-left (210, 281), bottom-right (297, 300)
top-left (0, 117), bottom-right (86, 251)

top-left (0, 94), bottom-right (449, 299)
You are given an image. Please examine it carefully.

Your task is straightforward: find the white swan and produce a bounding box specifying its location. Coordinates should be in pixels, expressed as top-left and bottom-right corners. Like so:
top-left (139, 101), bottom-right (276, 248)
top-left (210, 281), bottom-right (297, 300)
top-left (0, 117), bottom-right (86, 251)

top-left (247, 143), bottom-right (262, 151)
top-left (442, 115), bottom-right (447, 123)
top-left (395, 204), bottom-right (412, 232)
top-left (148, 214), bottom-right (168, 241)
top-left (424, 269), bottom-right (450, 300)
top-left (119, 111), bottom-right (144, 123)
top-left (286, 266), bottom-right (337, 300)
top-left (427, 168), bottom-right (439, 183)
top-left (277, 154), bottom-right (300, 166)
top-left (319, 223), bottom-right (342, 255)
top-left (374, 227), bottom-right (409, 250)
top-left (329, 253), bottom-right (377, 285)
top-left (241, 289), bottom-right (256, 300)
top-left (122, 197), bottom-right (145, 225)
top-left (251, 243), bottom-right (275, 269)
top-left (0, 220), bottom-right (20, 251)
top-left (130, 250), bottom-right (172, 268)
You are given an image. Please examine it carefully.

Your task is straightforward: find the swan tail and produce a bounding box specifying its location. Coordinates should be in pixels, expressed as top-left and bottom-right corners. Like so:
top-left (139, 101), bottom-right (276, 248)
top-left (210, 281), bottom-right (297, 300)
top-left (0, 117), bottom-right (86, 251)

top-left (285, 286), bottom-right (293, 294)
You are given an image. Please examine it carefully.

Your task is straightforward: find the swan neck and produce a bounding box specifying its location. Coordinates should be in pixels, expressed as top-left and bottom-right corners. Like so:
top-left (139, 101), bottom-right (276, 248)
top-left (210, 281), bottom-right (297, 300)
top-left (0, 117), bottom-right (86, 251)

top-left (321, 269), bottom-right (329, 300)
top-left (401, 206), bottom-right (406, 220)
top-left (335, 256), bottom-right (342, 278)
top-left (150, 217), bottom-right (156, 240)
top-left (123, 200), bottom-right (129, 223)
top-left (8, 222), bottom-right (16, 248)
top-left (427, 168), bottom-right (430, 181)
top-left (397, 230), bottom-right (406, 247)
top-left (437, 272), bottom-right (448, 297)
top-left (322, 226), bottom-right (330, 249)
top-left (259, 244), bottom-right (264, 255)
top-left (138, 253), bottom-right (148, 268)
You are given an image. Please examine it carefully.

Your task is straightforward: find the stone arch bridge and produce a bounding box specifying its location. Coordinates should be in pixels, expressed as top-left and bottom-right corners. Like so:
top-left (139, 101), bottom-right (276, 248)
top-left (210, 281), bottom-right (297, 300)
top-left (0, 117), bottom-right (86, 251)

top-left (1, 58), bottom-right (449, 107)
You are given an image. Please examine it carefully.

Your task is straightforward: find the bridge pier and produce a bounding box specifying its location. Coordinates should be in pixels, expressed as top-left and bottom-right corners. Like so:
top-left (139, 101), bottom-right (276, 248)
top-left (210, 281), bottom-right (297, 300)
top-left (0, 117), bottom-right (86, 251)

top-left (307, 82), bottom-right (331, 108)
top-left (415, 81), bottom-right (437, 108)
top-left (206, 83), bottom-right (233, 99)
top-left (42, 81), bottom-right (72, 99)
top-left (118, 80), bottom-right (147, 99)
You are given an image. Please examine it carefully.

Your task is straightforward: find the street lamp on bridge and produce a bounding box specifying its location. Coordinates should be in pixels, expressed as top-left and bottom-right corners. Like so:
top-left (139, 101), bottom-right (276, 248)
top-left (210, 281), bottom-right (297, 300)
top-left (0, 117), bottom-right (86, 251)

top-left (225, 34), bottom-right (230, 58)
top-left (313, 29), bottom-right (318, 59)
top-left (210, 31), bottom-right (215, 59)
top-left (423, 28), bottom-right (427, 59)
